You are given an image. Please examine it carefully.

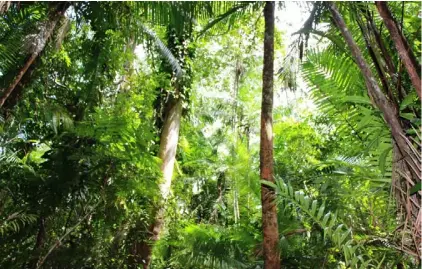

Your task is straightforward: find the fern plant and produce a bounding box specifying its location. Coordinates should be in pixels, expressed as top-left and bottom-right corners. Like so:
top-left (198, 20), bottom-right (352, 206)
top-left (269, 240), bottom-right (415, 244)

top-left (265, 179), bottom-right (385, 268)
top-left (302, 48), bottom-right (393, 178)
top-left (0, 3), bottom-right (47, 76)
top-left (0, 211), bottom-right (37, 236)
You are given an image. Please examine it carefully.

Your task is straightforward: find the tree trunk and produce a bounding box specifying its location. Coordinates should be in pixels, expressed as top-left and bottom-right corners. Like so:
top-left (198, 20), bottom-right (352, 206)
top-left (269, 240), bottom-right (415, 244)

top-left (392, 141), bottom-right (421, 259)
top-left (27, 217), bottom-right (46, 269)
top-left (0, 2), bottom-right (69, 108)
top-left (2, 57), bottom-right (38, 118)
top-left (329, 2), bottom-right (421, 259)
top-left (356, 17), bottom-right (399, 110)
top-left (375, 2), bottom-right (421, 99)
top-left (328, 2), bottom-right (420, 180)
top-left (0, 1), bottom-right (11, 14)
top-left (157, 98), bottom-right (182, 199)
top-left (367, 16), bottom-right (408, 100)
top-left (130, 97), bottom-right (182, 269)
top-left (260, 2), bottom-right (280, 269)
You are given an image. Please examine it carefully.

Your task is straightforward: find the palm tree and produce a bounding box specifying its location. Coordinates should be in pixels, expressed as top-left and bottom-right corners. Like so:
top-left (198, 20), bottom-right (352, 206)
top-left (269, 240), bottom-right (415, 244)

top-left (128, 3), bottom-right (253, 267)
top-left (130, 30), bottom-right (186, 268)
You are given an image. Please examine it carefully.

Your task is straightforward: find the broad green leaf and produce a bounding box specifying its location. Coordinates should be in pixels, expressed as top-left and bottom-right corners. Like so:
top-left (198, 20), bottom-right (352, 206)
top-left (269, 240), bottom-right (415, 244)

top-left (410, 182), bottom-right (421, 195)
top-left (316, 205), bottom-right (325, 221)
top-left (400, 91), bottom-right (417, 111)
top-left (310, 200), bottom-right (318, 216)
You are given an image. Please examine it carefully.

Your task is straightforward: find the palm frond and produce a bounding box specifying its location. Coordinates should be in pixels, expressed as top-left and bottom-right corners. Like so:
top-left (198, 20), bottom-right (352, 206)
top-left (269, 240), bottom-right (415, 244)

top-left (0, 211), bottom-right (37, 236)
top-left (302, 48), bottom-right (392, 176)
top-left (140, 23), bottom-right (183, 79)
top-left (0, 3), bottom-right (46, 76)
top-left (197, 2), bottom-right (259, 38)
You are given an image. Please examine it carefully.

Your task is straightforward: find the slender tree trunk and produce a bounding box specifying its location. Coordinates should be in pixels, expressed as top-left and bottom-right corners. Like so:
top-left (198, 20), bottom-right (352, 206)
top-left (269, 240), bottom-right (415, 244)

top-left (27, 217), bottom-right (46, 269)
top-left (328, 2), bottom-right (420, 180)
top-left (329, 2), bottom-right (421, 259)
top-left (2, 58), bottom-right (38, 117)
top-left (260, 2), bottom-right (280, 269)
top-left (367, 16), bottom-right (408, 100)
top-left (356, 18), bottom-right (398, 110)
top-left (210, 171), bottom-right (226, 223)
top-left (130, 97), bottom-right (182, 269)
top-left (375, 2), bottom-right (421, 99)
top-left (232, 58), bottom-right (242, 224)
top-left (0, 2), bottom-right (69, 108)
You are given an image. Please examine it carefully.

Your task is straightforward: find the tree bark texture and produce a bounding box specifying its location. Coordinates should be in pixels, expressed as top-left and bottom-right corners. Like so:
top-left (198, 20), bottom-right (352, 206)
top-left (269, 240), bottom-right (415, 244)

top-left (260, 2), bottom-right (280, 269)
top-left (392, 142), bottom-right (421, 259)
top-left (329, 2), bottom-right (421, 259)
top-left (375, 2), bottom-right (421, 100)
top-left (130, 97), bottom-right (183, 269)
top-left (328, 2), bottom-right (420, 180)
top-left (0, 2), bottom-right (69, 108)
top-left (0, 1), bottom-right (11, 14)
top-left (356, 18), bottom-right (399, 110)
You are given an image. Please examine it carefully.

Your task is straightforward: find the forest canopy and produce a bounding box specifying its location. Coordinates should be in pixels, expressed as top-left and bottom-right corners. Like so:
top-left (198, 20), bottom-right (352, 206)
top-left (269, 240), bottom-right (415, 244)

top-left (0, 1), bottom-right (421, 269)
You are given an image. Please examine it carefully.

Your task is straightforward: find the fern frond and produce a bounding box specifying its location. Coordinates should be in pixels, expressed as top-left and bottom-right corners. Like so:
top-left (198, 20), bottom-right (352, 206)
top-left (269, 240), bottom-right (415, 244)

top-left (0, 211), bottom-right (37, 236)
top-left (170, 224), bottom-right (253, 269)
top-left (266, 179), bottom-right (378, 268)
top-left (0, 3), bottom-right (46, 76)
top-left (302, 48), bottom-right (392, 176)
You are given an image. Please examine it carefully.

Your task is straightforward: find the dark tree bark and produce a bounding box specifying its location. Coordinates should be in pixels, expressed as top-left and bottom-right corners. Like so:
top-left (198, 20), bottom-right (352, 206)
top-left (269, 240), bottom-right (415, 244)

top-left (366, 16), bottom-right (408, 100)
top-left (375, 2), bottom-right (421, 99)
top-left (0, 2), bottom-right (69, 108)
top-left (260, 2), bottom-right (280, 269)
top-left (356, 18), bottom-right (398, 110)
top-left (27, 217), bottom-right (46, 269)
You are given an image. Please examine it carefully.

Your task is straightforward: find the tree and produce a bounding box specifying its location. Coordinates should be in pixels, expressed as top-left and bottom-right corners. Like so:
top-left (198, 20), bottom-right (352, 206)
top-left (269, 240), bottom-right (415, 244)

top-left (375, 2), bottom-right (421, 99)
top-left (130, 30), bottom-right (187, 268)
top-left (129, 4), bottom-right (250, 267)
top-left (1, 2), bottom-right (421, 268)
top-left (0, 2), bottom-right (69, 108)
top-left (260, 2), bottom-right (280, 268)
top-left (327, 2), bottom-right (421, 260)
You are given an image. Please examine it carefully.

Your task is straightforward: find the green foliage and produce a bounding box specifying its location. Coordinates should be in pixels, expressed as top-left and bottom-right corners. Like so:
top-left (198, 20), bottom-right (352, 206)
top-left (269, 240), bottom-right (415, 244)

top-left (169, 224), bottom-right (257, 269)
top-left (267, 179), bottom-right (372, 268)
top-left (0, 211), bottom-right (37, 236)
top-left (0, 3), bottom-right (47, 77)
top-left (0, 1), bottom-right (420, 268)
top-left (302, 48), bottom-right (393, 177)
